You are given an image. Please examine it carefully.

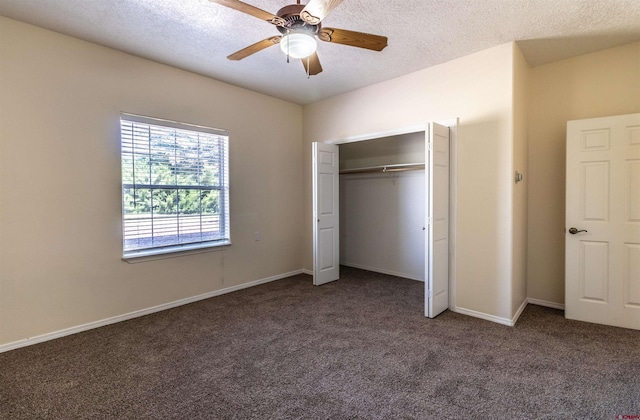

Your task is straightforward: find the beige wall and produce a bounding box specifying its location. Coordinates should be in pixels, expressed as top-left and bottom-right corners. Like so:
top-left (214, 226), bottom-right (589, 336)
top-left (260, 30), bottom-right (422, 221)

top-left (0, 17), bottom-right (304, 346)
top-left (512, 44), bottom-right (530, 315)
top-left (303, 43), bottom-right (518, 321)
top-left (527, 41), bottom-right (640, 305)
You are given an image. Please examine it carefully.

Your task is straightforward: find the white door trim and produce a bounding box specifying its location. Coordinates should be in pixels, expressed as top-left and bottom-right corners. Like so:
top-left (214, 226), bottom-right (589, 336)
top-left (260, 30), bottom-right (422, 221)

top-left (326, 124), bottom-right (427, 145)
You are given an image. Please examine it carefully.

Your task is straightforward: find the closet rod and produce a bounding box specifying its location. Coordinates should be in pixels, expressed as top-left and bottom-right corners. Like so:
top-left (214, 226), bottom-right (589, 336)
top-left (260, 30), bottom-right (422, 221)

top-left (339, 162), bottom-right (425, 175)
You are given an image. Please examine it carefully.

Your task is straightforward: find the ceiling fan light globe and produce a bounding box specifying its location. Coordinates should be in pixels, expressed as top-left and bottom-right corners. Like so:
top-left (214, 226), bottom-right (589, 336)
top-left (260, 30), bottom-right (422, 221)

top-left (280, 33), bottom-right (317, 59)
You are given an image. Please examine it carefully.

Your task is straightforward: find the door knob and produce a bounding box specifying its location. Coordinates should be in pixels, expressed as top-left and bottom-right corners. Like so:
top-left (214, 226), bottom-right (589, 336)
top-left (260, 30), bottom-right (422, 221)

top-left (568, 227), bottom-right (588, 234)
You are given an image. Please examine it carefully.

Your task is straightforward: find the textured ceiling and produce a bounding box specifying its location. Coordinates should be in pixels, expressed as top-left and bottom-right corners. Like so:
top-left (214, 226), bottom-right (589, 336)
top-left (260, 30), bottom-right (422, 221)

top-left (1, 0), bottom-right (639, 104)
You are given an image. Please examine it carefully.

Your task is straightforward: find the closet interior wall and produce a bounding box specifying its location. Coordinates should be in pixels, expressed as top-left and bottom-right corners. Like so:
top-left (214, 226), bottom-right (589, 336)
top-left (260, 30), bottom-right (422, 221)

top-left (339, 132), bottom-right (426, 281)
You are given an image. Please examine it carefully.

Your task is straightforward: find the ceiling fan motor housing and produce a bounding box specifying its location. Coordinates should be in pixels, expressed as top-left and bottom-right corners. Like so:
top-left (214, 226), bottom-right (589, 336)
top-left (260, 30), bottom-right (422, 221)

top-left (276, 4), bottom-right (320, 36)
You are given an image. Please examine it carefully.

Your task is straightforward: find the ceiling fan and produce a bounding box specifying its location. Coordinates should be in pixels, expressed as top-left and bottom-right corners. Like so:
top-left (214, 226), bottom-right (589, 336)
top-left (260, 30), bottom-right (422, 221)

top-left (209, 0), bottom-right (388, 76)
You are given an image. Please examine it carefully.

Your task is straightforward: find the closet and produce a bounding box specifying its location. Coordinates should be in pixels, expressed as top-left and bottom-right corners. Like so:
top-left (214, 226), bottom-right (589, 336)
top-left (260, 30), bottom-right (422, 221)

top-left (312, 122), bottom-right (450, 318)
top-left (338, 131), bottom-right (426, 281)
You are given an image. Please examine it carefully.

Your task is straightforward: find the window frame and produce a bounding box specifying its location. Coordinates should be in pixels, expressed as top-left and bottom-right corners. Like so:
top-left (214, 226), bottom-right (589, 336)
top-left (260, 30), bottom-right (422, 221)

top-left (119, 113), bottom-right (231, 260)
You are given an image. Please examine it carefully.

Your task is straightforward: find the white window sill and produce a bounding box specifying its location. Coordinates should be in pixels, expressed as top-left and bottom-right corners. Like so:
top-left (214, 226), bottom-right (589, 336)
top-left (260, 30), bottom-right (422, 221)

top-left (122, 241), bottom-right (231, 263)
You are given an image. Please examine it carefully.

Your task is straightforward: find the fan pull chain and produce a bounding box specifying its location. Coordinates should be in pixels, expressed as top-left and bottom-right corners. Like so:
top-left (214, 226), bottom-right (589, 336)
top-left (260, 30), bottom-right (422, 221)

top-left (286, 30), bottom-right (290, 63)
top-left (306, 55), bottom-right (310, 79)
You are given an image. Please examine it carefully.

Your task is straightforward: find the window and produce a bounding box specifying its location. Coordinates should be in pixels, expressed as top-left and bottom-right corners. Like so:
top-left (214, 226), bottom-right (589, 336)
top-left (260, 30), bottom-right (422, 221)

top-left (120, 114), bottom-right (230, 258)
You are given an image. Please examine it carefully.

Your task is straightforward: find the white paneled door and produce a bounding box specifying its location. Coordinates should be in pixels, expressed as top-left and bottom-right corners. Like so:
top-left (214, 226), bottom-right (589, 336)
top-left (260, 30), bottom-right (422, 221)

top-left (312, 142), bottom-right (340, 285)
top-left (427, 122), bottom-right (450, 318)
top-left (566, 113), bottom-right (640, 330)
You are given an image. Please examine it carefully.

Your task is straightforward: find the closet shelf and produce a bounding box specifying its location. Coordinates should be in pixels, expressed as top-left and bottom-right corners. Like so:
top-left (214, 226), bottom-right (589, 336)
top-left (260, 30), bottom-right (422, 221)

top-left (339, 162), bottom-right (425, 175)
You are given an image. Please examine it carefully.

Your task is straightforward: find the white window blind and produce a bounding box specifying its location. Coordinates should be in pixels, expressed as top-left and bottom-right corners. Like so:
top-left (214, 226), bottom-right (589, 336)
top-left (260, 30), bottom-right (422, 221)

top-left (120, 114), bottom-right (230, 257)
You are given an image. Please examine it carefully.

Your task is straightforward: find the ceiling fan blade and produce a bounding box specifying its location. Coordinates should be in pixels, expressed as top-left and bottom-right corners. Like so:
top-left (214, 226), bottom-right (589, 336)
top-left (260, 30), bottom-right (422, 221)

top-left (302, 52), bottom-right (323, 76)
top-left (227, 36), bottom-right (281, 60)
top-left (209, 0), bottom-right (286, 26)
top-left (319, 28), bottom-right (388, 51)
top-left (300, 0), bottom-right (344, 25)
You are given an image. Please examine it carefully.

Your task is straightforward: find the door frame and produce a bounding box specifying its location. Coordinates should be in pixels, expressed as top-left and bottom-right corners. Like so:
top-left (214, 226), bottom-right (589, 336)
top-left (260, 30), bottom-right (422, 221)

top-left (319, 119), bottom-right (459, 311)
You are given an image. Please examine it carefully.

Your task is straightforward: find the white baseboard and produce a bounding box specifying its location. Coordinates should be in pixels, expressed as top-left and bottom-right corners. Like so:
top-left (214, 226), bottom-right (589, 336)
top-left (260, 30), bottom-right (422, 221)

top-left (450, 306), bottom-right (513, 326)
top-left (511, 298), bottom-right (528, 326)
top-left (0, 269), bottom-right (306, 354)
top-left (451, 297), bottom-right (564, 327)
top-left (450, 302), bottom-right (525, 327)
top-left (0, 269), bottom-right (567, 353)
top-left (340, 262), bottom-right (424, 282)
top-left (527, 298), bottom-right (565, 310)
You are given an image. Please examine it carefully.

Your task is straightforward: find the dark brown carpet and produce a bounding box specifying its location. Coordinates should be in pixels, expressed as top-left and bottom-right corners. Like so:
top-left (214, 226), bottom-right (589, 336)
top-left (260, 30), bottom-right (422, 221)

top-left (1, 266), bottom-right (639, 419)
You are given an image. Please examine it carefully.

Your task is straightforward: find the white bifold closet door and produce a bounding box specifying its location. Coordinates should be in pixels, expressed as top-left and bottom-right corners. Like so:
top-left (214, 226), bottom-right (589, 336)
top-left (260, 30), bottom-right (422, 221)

top-left (312, 142), bottom-right (340, 285)
top-left (426, 122), bottom-right (450, 318)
